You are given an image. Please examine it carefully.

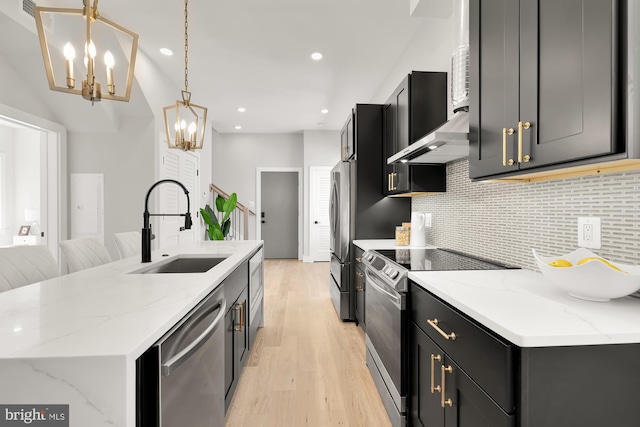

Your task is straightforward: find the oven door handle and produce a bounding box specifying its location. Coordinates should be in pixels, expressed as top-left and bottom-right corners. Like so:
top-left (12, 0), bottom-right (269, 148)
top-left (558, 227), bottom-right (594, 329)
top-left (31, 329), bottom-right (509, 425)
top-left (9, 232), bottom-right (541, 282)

top-left (366, 270), bottom-right (402, 308)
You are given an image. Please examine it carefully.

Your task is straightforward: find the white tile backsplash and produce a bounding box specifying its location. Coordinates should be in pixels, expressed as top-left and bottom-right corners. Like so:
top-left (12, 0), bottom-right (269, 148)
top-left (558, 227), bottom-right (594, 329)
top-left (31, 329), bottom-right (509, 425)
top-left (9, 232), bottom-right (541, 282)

top-left (412, 159), bottom-right (640, 270)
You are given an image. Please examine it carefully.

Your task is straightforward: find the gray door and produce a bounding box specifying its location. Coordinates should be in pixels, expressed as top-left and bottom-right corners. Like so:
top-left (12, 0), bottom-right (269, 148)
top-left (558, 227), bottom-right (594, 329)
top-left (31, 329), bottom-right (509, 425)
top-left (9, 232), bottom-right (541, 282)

top-left (261, 171), bottom-right (298, 259)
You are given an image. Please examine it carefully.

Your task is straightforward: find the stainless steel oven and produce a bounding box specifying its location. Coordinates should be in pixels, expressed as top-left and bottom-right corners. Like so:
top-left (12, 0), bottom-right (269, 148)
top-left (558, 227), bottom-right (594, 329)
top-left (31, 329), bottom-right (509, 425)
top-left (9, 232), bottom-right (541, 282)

top-left (362, 248), bottom-right (518, 427)
top-left (362, 251), bottom-right (408, 427)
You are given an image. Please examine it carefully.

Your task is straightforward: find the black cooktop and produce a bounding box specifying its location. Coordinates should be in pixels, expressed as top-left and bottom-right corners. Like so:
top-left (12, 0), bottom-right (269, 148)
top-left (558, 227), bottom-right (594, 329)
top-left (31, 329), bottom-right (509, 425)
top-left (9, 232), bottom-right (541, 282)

top-left (376, 248), bottom-right (519, 271)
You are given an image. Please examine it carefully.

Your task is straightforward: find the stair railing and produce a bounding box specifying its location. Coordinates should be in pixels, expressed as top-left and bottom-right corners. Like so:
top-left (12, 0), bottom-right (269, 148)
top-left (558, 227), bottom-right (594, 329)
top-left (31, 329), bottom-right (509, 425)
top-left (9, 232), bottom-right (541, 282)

top-left (209, 184), bottom-right (255, 240)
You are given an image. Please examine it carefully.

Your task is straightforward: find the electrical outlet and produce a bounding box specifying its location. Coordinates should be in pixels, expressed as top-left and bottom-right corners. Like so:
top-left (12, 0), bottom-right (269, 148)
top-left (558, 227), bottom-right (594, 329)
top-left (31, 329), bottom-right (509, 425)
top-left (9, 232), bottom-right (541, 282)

top-left (578, 217), bottom-right (601, 249)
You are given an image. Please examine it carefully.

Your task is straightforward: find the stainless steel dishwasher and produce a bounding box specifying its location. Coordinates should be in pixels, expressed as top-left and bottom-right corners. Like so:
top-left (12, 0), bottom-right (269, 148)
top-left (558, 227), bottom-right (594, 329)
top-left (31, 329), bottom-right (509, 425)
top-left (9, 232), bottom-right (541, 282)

top-left (137, 286), bottom-right (226, 426)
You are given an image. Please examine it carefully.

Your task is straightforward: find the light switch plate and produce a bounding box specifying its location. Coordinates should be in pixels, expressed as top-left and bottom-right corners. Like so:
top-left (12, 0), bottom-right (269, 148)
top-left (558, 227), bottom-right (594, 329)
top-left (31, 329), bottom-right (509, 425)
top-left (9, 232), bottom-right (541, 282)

top-left (578, 217), bottom-right (601, 249)
top-left (424, 213), bottom-right (432, 227)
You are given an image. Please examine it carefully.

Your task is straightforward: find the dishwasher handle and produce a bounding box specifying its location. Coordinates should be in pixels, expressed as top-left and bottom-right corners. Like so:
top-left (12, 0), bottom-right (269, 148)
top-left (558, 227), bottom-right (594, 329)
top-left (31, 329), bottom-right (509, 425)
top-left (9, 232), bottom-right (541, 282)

top-left (162, 298), bottom-right (226, 376)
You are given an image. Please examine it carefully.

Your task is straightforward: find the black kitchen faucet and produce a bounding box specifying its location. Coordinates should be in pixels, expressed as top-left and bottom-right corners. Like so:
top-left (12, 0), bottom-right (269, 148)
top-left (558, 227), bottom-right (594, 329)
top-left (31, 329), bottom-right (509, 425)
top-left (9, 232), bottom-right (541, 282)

top-left (141, 179), bottom-right (192, 263)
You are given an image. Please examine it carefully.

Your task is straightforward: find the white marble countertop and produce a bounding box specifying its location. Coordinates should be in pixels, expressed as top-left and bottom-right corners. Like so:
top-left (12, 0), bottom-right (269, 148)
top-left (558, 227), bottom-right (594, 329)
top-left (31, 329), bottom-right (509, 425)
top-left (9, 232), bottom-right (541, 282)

top-left (353, 239), bottom-right (437, 251)
top-left (0, 240), bottom-right (262, 360)
top-left (410, 269), bottom-right (640, 348)
top-left (0, 240), bottom-right (262, 427)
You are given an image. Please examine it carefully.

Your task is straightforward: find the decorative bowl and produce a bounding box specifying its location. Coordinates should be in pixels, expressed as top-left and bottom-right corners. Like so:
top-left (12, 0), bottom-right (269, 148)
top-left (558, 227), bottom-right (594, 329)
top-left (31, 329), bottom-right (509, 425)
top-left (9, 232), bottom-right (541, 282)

top-left (532, 248), bottom-right (640, 302)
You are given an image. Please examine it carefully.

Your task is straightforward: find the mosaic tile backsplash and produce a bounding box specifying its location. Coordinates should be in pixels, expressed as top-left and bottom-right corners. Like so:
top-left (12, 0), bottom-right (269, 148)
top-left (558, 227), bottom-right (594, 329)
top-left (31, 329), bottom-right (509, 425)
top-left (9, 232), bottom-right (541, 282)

top-left (411, 159), bottom-right (640, 271)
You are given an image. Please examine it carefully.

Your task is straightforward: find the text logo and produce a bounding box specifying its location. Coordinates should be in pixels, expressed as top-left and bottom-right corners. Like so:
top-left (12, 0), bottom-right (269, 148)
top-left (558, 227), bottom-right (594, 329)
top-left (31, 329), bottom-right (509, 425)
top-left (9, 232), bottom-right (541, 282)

top-left (0, 405), bottom-right (68, 426)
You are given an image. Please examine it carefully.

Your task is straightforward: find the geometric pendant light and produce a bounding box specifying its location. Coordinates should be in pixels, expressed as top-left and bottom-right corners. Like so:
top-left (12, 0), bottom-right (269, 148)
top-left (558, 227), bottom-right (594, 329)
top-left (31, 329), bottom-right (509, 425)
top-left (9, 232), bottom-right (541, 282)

top-left (34, 0), bottom-right (139, 104)
top-left (163, 0), bottom-right (207, 150)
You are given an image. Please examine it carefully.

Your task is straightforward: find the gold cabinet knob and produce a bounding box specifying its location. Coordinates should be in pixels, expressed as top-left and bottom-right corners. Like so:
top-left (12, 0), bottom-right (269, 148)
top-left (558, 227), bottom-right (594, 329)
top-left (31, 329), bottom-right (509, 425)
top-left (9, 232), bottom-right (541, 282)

top-left (523, 154), bottom-right (531, 162)
top-left (507, 159), bottom-right (515, 166)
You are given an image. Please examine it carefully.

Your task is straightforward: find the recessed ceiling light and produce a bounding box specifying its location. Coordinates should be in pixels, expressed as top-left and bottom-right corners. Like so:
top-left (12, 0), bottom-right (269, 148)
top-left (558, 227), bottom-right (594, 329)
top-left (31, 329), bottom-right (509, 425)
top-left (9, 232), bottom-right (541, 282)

top-left (237, 107), bottom-right (246, 113)
top-left (234, 125), bottom-right (242, 130)
top-left (321, 109), bottom-right (329, 114)
top-left (311, 52), bottom-right (323, 61)
top-left (160, 48), bottom-right (173, 56)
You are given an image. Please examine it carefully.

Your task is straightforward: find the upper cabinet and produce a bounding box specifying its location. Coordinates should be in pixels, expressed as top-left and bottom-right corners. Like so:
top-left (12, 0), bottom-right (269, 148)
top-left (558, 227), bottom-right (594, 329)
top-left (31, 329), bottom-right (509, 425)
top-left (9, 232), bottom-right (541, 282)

top-left (341, 111), bottom-right (355, 161)
top-left (383, 71), bottom-right (448, 195)
top-left (469, 0), bottom-right (620, 180)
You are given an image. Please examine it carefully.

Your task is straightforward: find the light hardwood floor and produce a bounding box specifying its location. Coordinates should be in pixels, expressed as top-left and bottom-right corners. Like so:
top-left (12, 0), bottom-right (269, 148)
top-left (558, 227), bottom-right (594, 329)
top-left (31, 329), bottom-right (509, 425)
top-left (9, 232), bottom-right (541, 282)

top-left (225, 259), bottom-right (392, 427)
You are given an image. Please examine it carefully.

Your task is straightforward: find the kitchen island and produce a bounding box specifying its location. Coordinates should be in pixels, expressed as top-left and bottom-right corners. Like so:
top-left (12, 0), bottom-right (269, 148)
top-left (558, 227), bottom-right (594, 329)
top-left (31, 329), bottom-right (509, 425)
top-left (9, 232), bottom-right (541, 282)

top-left (0, 240), bottom-right (262, 427)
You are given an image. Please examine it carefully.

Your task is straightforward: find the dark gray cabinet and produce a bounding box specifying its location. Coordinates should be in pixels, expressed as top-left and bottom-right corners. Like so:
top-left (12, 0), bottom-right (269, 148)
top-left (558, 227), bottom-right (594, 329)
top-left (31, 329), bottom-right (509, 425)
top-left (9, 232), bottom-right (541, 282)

top-left (341, 111), bottom-right (355, 161)
top-left (469, 0), bottom-right (619, 180)
top-left (354, 246), bottom-right (365, 329)
top-left (410, 281), bottom-right (640, 427)
top-left (411, 325), bottom-right (515, 427)
top-left (224, 263), bottom-right (249, 411)
top-left (383, 71), bottom-right (448, 195)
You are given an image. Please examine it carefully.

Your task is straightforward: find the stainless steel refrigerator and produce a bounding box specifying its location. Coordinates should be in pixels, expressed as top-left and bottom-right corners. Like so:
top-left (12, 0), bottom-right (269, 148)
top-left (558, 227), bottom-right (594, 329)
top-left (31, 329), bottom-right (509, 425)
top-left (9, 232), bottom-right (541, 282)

top-left (329, 104), bottom-right (411, 321)
top-left (329, 160), bottom-right (351, 319)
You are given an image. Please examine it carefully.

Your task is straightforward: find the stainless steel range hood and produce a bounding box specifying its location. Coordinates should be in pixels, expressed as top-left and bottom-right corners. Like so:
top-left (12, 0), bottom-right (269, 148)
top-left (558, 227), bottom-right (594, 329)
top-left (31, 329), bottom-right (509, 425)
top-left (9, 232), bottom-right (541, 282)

top-left (387, 110), bottom-right (468, 164)
top-left (389, 0), bottom-right (469, 165)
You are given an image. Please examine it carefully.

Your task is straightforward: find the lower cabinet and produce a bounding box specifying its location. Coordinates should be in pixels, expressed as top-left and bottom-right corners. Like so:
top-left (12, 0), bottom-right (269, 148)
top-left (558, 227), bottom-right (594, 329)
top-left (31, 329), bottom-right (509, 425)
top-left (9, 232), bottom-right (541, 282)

top-left (223, 261), bottom-right (250, 412)
top-left (409, 281), bottom-right (640, 427)
top-left (354, 246), bottom-right (365, 328)
top-left (355, 267), bottom-right (365, 329)
top-left (224, 286), bottom-right (249, 411)
top-left (411, 324), bottom-right (514, 427)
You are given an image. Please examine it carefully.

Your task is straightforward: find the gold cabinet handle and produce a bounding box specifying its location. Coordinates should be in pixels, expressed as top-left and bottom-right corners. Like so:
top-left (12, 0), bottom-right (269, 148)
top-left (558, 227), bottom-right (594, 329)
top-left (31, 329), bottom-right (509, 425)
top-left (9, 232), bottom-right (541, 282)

top-left (502, 128), bottom-right (507, 166)
top-left (388, 173), bottom-right (391, 191)
top-left (518, 121), bottom-right (531, 163)
top-left (356, 257), bottom-right (362, 263)
top-left (441, 365), bottom-right (453, 408)
top-left (392, 172), bottom-right (397, 191)
top-left (356, 271), bottom-right (363, 291)
top-left (503, 127), bottom-right (515, 166)
top-left (430, 354), bottom-right (442, 393)
top-left (241, 301), bottom-right (245, 330)
top-left (234, 302), bottom-right (245, 332)
top-left (427, 318), bottom-right (456, 340)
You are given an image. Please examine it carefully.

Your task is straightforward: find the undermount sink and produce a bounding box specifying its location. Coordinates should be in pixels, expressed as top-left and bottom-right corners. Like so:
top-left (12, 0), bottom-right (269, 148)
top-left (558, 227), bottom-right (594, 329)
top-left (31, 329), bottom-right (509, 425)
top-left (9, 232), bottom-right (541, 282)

top-left (131, 256), bottom-right (229, 274)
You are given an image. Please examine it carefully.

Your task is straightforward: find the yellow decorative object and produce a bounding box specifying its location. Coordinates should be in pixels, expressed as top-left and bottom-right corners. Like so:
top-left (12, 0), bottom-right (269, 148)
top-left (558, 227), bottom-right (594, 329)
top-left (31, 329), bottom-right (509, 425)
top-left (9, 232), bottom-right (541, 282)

top-left (549, 259), bottom-right (573, 268)
top-left (533, 248), bottom-right (640, 302)
top-left (577, 257), bottom-right (628, 274)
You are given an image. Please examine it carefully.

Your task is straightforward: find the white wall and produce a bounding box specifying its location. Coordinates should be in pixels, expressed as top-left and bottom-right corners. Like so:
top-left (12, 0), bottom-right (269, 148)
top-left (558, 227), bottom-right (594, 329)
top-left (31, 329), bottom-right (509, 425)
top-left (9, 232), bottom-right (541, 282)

top-left (0, 126), bottom-right (41, 246)
top-left (0, 126), bottom-right (14, 246)
top-left (212, 132), bottom-right (304, 204)
top-left (371, 16), bottom-right (454, 111)
top-left (212, 132), bottom-right (304, 240)
top-left (302, 130), bottom-right (341, 259)
top-left (14, 128), bottom-right (41, 239)
top-left (67, 116), bottom-right (155, 258)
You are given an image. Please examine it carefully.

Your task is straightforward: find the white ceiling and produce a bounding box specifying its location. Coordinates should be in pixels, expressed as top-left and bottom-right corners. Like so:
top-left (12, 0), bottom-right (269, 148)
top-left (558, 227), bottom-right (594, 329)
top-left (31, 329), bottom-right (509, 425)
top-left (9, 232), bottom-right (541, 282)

top-left (5, 0), bottom-right (452, 134)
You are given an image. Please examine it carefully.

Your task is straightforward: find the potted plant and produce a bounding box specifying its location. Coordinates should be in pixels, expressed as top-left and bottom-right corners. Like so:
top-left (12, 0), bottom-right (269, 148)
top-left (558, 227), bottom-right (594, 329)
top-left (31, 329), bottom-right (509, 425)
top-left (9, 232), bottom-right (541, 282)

top-left (200, 193), bottom-right (238, 240)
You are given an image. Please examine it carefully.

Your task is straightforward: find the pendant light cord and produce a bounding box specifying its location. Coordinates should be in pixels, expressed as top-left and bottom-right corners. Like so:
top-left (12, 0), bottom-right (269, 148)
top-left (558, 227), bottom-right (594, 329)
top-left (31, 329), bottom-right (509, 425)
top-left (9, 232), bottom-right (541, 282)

top-left (184, 0), bottom-right (189, 93)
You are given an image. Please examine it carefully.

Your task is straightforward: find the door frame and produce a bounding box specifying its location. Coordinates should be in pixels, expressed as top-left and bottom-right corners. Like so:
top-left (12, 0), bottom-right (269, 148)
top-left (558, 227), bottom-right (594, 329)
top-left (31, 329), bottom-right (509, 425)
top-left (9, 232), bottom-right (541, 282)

top-left (0, 102), bottom-right (67, 268)
top-left (157, 133), bottom-right (200, 249)
top-left (256, 167), bottom-right (303, 260)
top-left (306, 165), bottom-right (332, 262)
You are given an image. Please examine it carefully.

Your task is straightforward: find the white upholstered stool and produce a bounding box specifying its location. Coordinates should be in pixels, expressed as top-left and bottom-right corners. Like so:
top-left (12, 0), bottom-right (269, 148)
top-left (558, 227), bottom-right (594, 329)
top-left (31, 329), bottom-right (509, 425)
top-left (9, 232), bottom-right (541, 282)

top-left (0, 245), bottom-right (59, 292)
top-left (59, 237), bottom-right (112, 273)
top-left (113, 231), bottom-right (141, 259)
